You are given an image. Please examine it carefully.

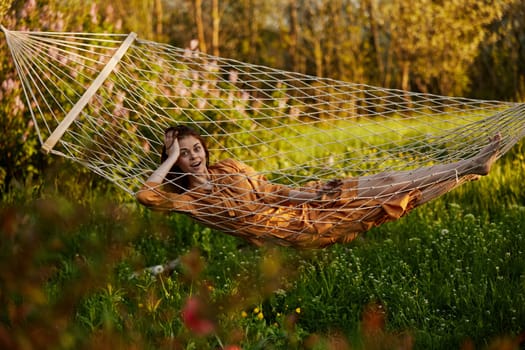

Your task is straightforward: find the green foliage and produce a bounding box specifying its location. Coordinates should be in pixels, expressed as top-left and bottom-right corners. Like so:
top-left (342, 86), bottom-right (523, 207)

top-left (1, 143), bottom-right (524, 349)
top-left (0, 0), bottom-right (122, 195)
top-left (1, 1), bottom-right (525, 348)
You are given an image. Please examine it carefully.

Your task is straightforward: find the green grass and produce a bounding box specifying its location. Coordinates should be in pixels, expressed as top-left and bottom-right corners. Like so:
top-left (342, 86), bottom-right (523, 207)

top-left (1, 140), bottom-right (524, 349)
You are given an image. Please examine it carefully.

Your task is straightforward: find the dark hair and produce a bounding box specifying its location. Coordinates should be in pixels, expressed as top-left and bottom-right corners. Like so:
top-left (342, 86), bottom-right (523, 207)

top-left (161, 125), bottom-right (210, 193)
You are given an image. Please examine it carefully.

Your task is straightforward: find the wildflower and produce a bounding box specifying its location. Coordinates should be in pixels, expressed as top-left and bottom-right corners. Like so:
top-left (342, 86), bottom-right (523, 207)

top-left (257, 312), bottom-right (264, 320)
top-left (464, 213), bottom-right (475, 221)
top-left (146, 295), bottom-right (162, 313)
top-left (241, 311), bottom-right (248, 318)
top-left (181, 297), bottom-right (215, 336)
top-left (295, 307), bottom-right (301, 314)
top-left (189, 39), bottom-right (199, 51)
top-left (253, 307), bottom-right (260, 314)
top-left (229, 70), bottom-right (239, 84)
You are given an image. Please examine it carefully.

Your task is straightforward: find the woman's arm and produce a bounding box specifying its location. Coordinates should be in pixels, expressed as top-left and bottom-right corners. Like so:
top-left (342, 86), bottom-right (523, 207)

top-left (146, 129), bottom-right (180, 184)
top-left (146, 151), bottom-right (178, 183)
top-left (225, 159), bottom-right (343, 205)
top-left (137, 136), bottom-right (195, 212)
top-left (288, 179), bottom-right (344, 204)
top-left (288, 189), bottom-right (318, 204)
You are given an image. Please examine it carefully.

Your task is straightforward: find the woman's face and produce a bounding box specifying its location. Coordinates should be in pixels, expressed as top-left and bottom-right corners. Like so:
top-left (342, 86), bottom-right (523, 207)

top-left (176, 136), bottom-right (208, 175)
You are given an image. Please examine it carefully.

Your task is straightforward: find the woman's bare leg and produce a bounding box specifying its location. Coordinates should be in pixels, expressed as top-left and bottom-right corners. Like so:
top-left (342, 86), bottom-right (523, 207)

top-left (416, 174), bottom-right (480, 205)
top-left (357, 134), bottom-right (501, 198)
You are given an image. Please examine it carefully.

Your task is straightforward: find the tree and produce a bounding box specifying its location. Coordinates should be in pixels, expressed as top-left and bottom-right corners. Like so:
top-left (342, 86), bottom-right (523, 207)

top-left (0, 0), bottom-right (14, 19)
top-left (282, 0), bottom-right (368, 82)
top-left (191, 0), bottom-right (207, 53)
top-left (107, 0), bottom-right (166, 41)
top-left (470, 0), bottom-right (525, 101)
top-left (381, 0), bottom-right (505, 96)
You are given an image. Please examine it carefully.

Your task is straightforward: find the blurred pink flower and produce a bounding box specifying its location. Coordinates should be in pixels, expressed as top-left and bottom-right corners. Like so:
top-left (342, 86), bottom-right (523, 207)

top-left (229, 70), bottom-right (238, 84)
top-left (181, 297), bottom-right (215, 336)
top-left (190, 39), bottom-right (199, 51)
top-left (90, 3), bottom-right (98, 24)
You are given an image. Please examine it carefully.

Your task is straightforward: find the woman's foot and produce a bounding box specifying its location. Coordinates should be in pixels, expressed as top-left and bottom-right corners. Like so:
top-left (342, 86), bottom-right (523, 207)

top-left (470, 133), bottom-right (501, 176)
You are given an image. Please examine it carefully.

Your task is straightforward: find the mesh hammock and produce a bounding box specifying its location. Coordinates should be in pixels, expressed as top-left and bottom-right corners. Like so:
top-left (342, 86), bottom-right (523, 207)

top-left (4, 28), bottom-right (525, 248)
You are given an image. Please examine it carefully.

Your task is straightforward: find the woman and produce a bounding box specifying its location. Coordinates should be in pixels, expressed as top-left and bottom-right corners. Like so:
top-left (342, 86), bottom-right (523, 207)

top-left (136, 125), bottom-right (500, 248)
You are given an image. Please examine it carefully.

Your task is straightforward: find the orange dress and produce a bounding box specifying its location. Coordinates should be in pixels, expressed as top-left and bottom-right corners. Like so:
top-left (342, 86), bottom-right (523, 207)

top-left (136, 159), bottom-right (422, 248)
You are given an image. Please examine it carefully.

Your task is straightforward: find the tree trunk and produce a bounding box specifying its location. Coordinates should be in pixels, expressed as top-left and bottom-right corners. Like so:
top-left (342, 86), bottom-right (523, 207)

top-left (366, 0), bottom-right (384, 85)
top-left (288, 0), bottom-right (299, 72)
top-left (154, 0), bottom-right (163, 40)
top-left (401, 60), bottom-right (412, 105)
top-left (193, 0), bottom-right (207, 53)
top-left (211, 0), bottom-right (220, 56)
top-left (314, 38), bottom-right (323, 77)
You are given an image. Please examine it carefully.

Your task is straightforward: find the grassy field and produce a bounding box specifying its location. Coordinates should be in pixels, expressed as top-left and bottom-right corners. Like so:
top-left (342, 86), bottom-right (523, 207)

top-left (1, 138), bottom-right (524, 349)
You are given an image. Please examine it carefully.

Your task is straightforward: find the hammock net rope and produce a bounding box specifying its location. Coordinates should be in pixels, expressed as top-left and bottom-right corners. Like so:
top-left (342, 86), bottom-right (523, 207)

top-left (3, 28), bottom-right (525, 247)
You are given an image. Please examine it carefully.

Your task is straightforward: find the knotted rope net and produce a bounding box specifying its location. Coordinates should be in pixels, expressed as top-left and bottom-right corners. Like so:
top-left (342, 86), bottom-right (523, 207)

top-left (4, 28), bottom-right (524, 247)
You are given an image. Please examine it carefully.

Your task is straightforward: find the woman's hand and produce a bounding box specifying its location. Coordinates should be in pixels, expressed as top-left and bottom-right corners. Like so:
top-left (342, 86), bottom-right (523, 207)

top-left (145, 130), bottom-right (181, 184)
top-left (317, 179), bottom-right (343, 198)
top-left (288, 179), bottom-right (343, 204)
top-left (164, 129), bottom-right (180, 158)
